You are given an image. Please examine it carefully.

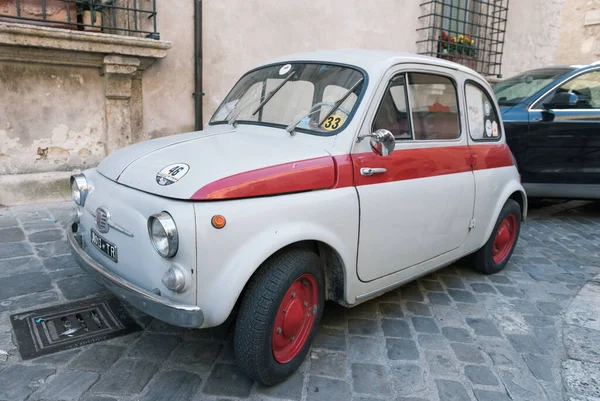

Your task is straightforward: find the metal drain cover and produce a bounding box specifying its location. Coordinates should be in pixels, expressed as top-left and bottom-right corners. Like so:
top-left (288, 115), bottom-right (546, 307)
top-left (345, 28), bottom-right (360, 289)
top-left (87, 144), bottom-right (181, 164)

top-left (10, 297), bottom-right (142, 360)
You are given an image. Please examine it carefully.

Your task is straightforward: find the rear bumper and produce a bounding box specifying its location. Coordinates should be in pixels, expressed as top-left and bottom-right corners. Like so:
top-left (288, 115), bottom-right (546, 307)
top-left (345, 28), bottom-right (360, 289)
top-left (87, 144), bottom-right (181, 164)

top-left (67, 221), bottom-right (204, 328)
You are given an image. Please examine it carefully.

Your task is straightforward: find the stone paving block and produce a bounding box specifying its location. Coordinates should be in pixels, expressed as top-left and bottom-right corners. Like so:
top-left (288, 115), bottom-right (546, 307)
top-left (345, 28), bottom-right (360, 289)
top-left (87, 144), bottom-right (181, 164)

top-left (0, 272), bottom-right (52, 299)
top-left (0, 256), bottom-right (42, 278)
top-left (0, 241), bottom-right (33, 258)
top-left (310, 349), bottom-right (347, 378)
top-left (81, 396), bottom-right (118, 401)
top-left (14, 209), bottom-right (52, 222)
top-left (417, 334), bottom-right (449, 351)
top-left (471, 283), bottom-right (497, 294)
top-left (435, 379), bottom-right (470, 401)
top-left (427, 292), bottom-right (452, 306)
top-left (563, 359), bottom-right (600, 400)
top-left (0, 227), bottom-right (25, 243)
top-left (168, 340), bottom-right (222, 375)
top-left (425, 351), bottom-right (459, 376)
top-left (473, 389), bottom-right (512, 401)
top-left (464, 365), bottom-right (498, 385)
top-left (0, 364), bottom-right (55, 401)
top-left (254, 369), bottom-right (303, 400)
top-left (450, 343), bottom-right (486, 363)
top-left (524, 314), bottom-right (555, 327)
top-left (31, 349), bottom-right (81, 366)
top-left (400, 287), bottom-right (425, 302)
top-left (320, 302), bottom-right (348, 328)
top-left (351, 363), bottom-right (391, 396)
top-left (484, 343), bottom-right (524, 368)
top-left (391, 364), bottom-right (428, 398)
top-left (458, 303), bottom-right (489, 318)
top-left (69, 345), bottom-right (126, 372)
top-left (507, 334), bottom-right (547, 354)
top-left (140, 370), bottom-right (202, 401)
top-left (381, 319), bottom-right (411, 338)
top-left (510, 300), bottom-right (540, 315)
top-left (442, 327), bottom-right (472, 343)
top-left (564, 325), bottom-right (600, 364)
top-left (431, 305), bottom-right (464, 327)
top-left (440, 275), bottom-right (465, 289)
top-left (34, 240), bottom-right (71, 259)
top-left (56, 274), bottom-right (106, 300)
top-left (406, 302), bottom-right (431, 316)
top-left (0, 216), bottom-right (18, 228)
top-left (411, 317), bottom-right (439, 333)
top-left (42, 254), bottom-right (80, 272)
top-left (379, 302), bottom-right (404, 318)
top-left (499, 369), bottom-right (545, 400)
top-left (0, 290), bottom-right (60, 314)
top-left (386, 338), bottom-right (419, 361)
top-left (28, 229), bottom-right (63, 243)
top-left (126, 333), bottom-right (180, 361)
top-left (146, 319), bottom-right (188, 334)
top-left (348, 302), bottom-right (378, 318)
top-left (467, 318), bottom-right (502, 337)
top-left (348, 318), bottom-right (379, 336)
top-left (349, 336), bottom-right (383, 363)
top-left (30, 369), bottom-right (99, 401)
top-left (488, 275), bottom-right (513, 285)
top-left (420, 280), bottom-right (444, 292)
top-left (495, 285), bottom-right (525, 298)
top-left (522, 354), bottom-right (553, 381)
top-left (313, 327), bottom-right (346, 351)
top-left (306, 375), bottom-right (352, 401)
top-left (447, 289), bottom-right (478, 304)
top-left (202, 363), bottom-right (254, 398)
top-left (490, 311), bottom-right (531, 335)
top-left (91, 359), bottom-right (159, 395)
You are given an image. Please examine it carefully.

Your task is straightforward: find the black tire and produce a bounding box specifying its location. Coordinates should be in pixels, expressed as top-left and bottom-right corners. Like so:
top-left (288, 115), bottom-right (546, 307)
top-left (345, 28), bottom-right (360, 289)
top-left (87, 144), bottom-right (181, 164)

top-left (472, 199), bottom-right (521, 274)
top-left (233, 249), bottom-right (325, 385)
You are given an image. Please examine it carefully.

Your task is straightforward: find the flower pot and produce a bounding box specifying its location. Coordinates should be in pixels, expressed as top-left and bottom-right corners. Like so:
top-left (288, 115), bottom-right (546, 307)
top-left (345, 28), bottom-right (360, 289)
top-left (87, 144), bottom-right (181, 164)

top-left (0, 0), bottom-right (78, 29)
top-left (82, 9), bottom-right (102, 32)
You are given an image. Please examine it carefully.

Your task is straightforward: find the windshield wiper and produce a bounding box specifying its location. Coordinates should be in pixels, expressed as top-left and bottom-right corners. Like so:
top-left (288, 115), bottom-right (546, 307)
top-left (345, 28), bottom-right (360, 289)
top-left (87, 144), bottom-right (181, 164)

top-left (316, 78), bottom-right (364, 128)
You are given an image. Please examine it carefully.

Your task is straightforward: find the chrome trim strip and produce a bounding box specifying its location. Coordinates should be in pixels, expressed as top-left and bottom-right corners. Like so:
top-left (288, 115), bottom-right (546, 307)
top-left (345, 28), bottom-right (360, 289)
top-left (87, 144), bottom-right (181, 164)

top-left (527, 67), bottom-right (600, 112)
top-left (85, 207), bottom-right (134, 237)
top-left (67, 221), bottom-right (203, 328)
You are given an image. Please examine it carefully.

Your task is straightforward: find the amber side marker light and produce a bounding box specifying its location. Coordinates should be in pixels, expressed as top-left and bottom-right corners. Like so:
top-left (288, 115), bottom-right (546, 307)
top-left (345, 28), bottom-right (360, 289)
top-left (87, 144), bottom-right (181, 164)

top-left (211, 215), bottom-right (226, 229)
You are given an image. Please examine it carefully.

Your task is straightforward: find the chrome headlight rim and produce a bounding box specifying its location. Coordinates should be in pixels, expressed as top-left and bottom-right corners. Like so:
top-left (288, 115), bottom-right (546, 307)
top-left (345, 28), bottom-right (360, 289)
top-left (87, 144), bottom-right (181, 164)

top-left (148, 212), bottom-right (179, 258)
top-left (70, 173), bottom-right (89, 206)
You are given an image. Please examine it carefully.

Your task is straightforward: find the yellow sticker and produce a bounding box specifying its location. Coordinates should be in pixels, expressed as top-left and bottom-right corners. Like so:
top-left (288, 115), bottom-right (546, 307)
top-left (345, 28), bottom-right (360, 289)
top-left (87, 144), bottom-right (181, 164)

top-left (322, 115), bottom-right (344, 131)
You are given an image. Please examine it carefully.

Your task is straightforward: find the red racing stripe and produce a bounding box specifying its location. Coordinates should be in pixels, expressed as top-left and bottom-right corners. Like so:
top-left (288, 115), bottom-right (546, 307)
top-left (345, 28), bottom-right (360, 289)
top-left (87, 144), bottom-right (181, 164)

top-left (191, 156), bottom-right (336, 200)
top-left (190, 144), bottom-right (513, 200)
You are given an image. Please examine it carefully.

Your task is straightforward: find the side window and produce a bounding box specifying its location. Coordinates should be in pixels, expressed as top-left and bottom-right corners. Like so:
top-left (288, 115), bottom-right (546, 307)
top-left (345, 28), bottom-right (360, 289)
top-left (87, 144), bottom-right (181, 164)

top-left (407, 73), bottom-right (460, 140)
top-left (465, 82), bottom-right (501, 140)
top-left (540, 70), bottom-right (600, 109)
top-left (372, 74), bottom-right (412, 140)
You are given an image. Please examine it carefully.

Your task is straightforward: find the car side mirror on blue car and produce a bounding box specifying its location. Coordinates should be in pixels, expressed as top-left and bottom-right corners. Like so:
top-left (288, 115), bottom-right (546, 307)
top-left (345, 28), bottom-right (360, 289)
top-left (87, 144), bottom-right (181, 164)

top-left (543, 92), bottom-right (579, 110)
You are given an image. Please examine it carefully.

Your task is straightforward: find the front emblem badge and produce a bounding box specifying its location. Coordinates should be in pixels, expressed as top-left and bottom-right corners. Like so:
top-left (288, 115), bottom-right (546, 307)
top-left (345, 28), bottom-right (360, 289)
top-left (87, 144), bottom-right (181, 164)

top-left (156, 163), bottom-right (190, 186)
top-left (96, 207), bottom-right (110, 233)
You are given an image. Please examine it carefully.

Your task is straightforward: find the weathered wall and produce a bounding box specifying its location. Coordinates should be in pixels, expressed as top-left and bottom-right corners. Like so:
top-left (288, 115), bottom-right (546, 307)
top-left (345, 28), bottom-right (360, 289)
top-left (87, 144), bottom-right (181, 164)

top-left (555, 0), bottom-right (600, 65)
top-left (501, 0), bottom-right (565, 78)
top-left (201, 0), bottom-right (422, 122)
top-left (141, 1), bottom-right (195, 139)
top-left (0, 62), bottom-right (106, 175)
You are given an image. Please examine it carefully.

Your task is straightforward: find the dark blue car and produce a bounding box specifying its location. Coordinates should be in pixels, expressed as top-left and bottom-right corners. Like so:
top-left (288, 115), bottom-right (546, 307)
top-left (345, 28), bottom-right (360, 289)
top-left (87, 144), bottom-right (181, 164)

top-left (492, 62), bottom-right (600, 200)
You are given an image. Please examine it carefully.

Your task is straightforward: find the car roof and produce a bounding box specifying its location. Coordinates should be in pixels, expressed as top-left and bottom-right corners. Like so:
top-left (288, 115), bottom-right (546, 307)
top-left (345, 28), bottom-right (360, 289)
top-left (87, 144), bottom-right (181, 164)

top-left (254, 49), bottom-right (483, 78)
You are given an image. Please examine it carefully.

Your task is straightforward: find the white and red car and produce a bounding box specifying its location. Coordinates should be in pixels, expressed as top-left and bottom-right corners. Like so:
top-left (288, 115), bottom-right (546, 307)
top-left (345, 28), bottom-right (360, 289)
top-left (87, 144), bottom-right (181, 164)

top-left (68, 50), bottom-right (526, 385)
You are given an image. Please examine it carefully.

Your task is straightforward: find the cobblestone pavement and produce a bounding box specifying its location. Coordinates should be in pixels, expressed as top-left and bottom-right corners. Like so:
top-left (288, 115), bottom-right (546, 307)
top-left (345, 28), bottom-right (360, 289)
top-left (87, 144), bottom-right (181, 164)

top-left (0, 201), bottom-right (599, 401)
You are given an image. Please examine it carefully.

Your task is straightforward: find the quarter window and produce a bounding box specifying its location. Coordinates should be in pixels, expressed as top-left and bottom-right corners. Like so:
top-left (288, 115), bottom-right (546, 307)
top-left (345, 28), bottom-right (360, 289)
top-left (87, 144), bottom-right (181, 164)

top-left (465, 82), bottom-right (501, 141)
top-left (408, 73), bottom-right (460, 140)
top-left (372, 75), bottom-right (412, 140)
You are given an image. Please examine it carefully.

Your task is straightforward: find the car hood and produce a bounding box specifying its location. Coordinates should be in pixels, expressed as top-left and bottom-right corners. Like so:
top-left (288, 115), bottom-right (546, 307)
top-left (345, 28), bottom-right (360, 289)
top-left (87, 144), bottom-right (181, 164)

top-left (96, 124), bottom-right (335, 200)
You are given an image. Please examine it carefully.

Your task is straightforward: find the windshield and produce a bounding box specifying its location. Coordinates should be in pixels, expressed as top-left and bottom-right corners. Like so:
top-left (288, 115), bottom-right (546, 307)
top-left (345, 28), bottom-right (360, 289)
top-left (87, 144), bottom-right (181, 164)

top-left (210, 62), bottom-right (366, 135)
top-left (492, 68), bottom-right (573, 106)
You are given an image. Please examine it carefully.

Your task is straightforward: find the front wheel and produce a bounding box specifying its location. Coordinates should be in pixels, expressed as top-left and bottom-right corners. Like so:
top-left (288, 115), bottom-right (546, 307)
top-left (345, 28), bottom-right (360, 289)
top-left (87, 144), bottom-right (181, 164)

top-left (233, 249), bottom-right (325, 385)
top-left (472, 199), bottom-right (521, 274)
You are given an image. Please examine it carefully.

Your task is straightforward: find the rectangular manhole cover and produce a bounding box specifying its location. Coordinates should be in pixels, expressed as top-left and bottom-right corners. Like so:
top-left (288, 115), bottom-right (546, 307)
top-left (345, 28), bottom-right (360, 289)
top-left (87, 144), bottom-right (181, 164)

top-left (10, 297), bottom-right (142, 360)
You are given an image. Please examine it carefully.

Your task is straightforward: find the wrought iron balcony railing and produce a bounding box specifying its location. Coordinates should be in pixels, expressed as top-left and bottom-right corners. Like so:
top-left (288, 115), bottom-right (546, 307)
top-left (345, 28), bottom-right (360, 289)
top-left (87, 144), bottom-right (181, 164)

top-left (0, 0), bottom-right (159, 39)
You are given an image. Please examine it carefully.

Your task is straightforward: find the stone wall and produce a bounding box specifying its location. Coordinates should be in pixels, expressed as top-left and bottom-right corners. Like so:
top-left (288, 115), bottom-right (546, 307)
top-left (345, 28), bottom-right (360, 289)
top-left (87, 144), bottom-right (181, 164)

top-left (555, 0), bottom-right (600, 65)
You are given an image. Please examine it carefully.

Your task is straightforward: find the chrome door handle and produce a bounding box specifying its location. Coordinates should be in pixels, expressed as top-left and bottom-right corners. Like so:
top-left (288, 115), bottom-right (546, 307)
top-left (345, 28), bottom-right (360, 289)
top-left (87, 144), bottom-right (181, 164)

top-left (360, 167), bottom-right (387, 176)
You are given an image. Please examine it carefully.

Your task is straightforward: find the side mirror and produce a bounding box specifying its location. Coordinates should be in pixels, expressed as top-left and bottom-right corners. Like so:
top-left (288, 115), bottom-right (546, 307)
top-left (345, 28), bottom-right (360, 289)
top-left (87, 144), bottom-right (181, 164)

top-left (543, 92), bottom-right (579, 110)
top-left (358, 129), bottom-right (395, 156)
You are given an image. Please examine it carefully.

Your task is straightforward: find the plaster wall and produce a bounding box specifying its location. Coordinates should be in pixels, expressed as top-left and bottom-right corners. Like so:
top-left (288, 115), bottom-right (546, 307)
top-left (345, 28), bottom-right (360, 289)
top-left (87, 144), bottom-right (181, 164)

top-left (555, 0), bottom-right (600, 66)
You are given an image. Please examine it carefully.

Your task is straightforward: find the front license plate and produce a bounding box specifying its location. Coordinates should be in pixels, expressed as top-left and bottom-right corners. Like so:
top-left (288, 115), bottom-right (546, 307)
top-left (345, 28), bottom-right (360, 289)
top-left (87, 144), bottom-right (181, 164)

top-left (90, 229), bottom-right (118, 263)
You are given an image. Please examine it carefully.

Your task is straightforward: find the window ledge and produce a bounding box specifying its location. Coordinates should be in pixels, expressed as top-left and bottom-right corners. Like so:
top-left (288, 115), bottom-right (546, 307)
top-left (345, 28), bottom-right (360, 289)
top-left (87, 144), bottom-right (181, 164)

top-left (0, 21), bottom-right (171, 69)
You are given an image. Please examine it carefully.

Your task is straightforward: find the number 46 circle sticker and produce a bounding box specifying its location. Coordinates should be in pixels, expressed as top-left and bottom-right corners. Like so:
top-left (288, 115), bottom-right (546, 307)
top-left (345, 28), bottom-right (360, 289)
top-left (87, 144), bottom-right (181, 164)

top-left (322, 115), bottom-right (344, 131)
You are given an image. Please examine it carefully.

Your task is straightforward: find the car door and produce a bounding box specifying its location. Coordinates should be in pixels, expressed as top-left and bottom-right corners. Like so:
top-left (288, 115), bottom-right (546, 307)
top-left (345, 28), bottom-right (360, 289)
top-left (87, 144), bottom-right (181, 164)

top-left (527, 68), bottom-right (600, 186)
top-left (354, 66), bottom-right (475, 282)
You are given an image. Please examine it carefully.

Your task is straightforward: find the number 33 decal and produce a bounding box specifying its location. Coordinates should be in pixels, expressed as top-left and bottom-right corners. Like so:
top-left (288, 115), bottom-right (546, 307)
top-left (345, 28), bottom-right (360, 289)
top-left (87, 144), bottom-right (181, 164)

top-left (322, 115), bottom-right (344, 131)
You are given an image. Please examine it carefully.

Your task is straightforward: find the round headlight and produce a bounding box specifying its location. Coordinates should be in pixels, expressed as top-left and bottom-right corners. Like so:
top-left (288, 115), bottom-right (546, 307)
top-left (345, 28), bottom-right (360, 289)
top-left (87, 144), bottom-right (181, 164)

top-left (70, 174), bottom-right (88, 206)
top-left (148, 212), bottom-right (178, 258)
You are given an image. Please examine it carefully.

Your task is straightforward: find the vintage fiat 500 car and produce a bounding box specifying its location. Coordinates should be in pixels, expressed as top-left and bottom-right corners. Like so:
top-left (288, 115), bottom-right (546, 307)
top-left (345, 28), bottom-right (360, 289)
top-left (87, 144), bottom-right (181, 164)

top-left (67, 50), bottom-right (526, 385)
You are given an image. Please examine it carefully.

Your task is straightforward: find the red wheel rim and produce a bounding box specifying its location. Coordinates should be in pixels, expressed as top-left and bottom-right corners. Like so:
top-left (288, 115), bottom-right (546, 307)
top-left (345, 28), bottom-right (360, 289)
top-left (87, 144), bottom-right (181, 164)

top-left (492, 214), bottom-right (518, 264)
top-left (272, 273), bottom-right (319, 364)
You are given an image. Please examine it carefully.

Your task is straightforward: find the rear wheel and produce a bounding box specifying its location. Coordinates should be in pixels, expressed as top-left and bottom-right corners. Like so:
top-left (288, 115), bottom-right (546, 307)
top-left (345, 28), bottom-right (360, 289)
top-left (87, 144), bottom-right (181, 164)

top-left (472, 199), bottom-right (521, 274)
top-left (234, 249), bottom-right (325, 385)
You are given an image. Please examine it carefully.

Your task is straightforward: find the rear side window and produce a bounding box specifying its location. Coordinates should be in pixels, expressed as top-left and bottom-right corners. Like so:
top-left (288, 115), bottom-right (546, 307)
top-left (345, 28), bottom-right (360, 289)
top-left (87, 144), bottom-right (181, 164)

top-left (407, 73), bottom-right (460, 141)
top-left (465, 82), bottom-right (501, 141)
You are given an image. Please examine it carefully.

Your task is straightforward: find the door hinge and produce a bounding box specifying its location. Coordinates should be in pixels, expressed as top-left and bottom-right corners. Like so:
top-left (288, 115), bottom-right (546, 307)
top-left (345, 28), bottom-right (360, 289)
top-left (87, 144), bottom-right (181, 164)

top-left (468, 218), bottom-right (476, 229)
